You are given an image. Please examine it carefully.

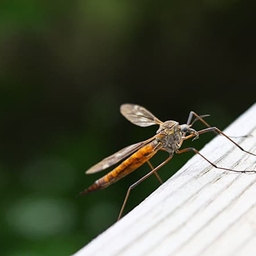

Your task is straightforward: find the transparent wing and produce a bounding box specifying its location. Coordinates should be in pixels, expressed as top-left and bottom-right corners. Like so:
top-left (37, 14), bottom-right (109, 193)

top-left (120, 104), bottom-right (163, 127)
top-left (86, 136), bottom-right (156, 174)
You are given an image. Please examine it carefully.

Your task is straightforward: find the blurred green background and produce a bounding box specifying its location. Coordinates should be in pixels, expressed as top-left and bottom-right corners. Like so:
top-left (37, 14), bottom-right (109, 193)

top-left (1, 0), bottom-right (256, 255)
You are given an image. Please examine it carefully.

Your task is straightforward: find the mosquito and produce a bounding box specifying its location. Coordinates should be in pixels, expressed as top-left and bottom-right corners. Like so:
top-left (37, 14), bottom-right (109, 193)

top-left (79, 104), bottom-right (256, 220)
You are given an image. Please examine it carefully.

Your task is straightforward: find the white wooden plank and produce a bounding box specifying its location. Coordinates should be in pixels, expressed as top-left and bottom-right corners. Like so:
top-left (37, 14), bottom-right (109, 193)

top-left (74, 103), bottom-right (256, 256)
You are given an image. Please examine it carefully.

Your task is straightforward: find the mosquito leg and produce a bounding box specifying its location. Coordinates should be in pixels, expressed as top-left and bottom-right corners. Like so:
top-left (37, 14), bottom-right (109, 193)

top-left (187, 111), bottom-right (219, 136)
top-left (187, 111), bottom-right (211, 127)
top-left (186, 111), bottom-right (197, 126)
top-left (147, 160), bottom-right (163, 184)
top-left (117, 155), bottom-right (173, 220)
top-left (189, 111), bottom-right (252, 139)
top-left (185, 111), bottom-right (256, 157)
top-left (176, 147), bottom-right (256, 173)
top-left (196, 127), bottom-right (256, 157)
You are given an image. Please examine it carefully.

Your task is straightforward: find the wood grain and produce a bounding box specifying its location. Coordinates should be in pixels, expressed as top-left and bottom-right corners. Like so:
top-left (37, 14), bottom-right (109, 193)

top-left (74, 103), bottom-right (256, 256)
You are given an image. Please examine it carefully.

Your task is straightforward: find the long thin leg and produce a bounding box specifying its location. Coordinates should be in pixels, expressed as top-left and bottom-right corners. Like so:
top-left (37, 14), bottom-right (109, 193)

top-left (196, 127), bottom-right (256, 157)
top-left (186, 111), bottom-right (219, 137)
top-left (176, 147), bottom-right (256, 173)
top-left (187, 111), bottom-right (212, 128)
top-left (184, 111), bottom-right (256, 158)
top-left (117, 155), bottom-right (173, 220)
top-left (188, 111), bottom-right (251, 139)
top-left (147, 160), bottom-right (163, 184)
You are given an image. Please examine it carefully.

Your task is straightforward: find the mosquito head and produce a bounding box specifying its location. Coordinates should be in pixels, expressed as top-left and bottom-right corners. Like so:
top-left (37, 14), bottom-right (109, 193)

top-left (180, 124), bottom-right (199, 140)
top-left (179, 124), bottom-right (189, 133)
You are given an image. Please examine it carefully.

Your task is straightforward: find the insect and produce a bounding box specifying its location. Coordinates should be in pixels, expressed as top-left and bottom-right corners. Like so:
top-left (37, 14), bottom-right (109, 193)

top-left (80, 104), bottom-right (256, 220)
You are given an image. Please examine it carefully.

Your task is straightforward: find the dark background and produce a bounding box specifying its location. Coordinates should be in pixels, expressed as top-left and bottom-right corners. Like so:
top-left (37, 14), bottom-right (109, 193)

top-left (1, 1), bottom-right (255, 255)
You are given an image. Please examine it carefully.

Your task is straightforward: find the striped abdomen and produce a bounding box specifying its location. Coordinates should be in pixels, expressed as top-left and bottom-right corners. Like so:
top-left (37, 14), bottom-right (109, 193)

top-left (80, 141), bottom-right (159, 195)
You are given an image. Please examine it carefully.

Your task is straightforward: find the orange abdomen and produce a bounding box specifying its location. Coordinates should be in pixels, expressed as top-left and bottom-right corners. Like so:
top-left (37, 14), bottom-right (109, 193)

top-left (80, 142), bottom-right (159, 195)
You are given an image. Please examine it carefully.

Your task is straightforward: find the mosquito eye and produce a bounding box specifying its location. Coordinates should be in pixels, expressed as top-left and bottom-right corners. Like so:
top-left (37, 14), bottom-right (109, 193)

top-left (180, 125), bottom-right (188, 133)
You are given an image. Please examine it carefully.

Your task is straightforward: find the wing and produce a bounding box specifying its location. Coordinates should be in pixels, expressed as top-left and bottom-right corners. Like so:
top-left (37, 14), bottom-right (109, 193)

top-left (86, 136), bottom-right (156, 174)
top-left (120, 104), bottom-right (163, 127)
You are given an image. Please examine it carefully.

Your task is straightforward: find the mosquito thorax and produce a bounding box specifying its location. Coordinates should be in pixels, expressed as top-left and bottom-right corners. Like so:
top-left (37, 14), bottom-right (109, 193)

top-left (156, 120), bottom-right (179, 134)
top-left (155, 121), bottom-right (183, 153)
